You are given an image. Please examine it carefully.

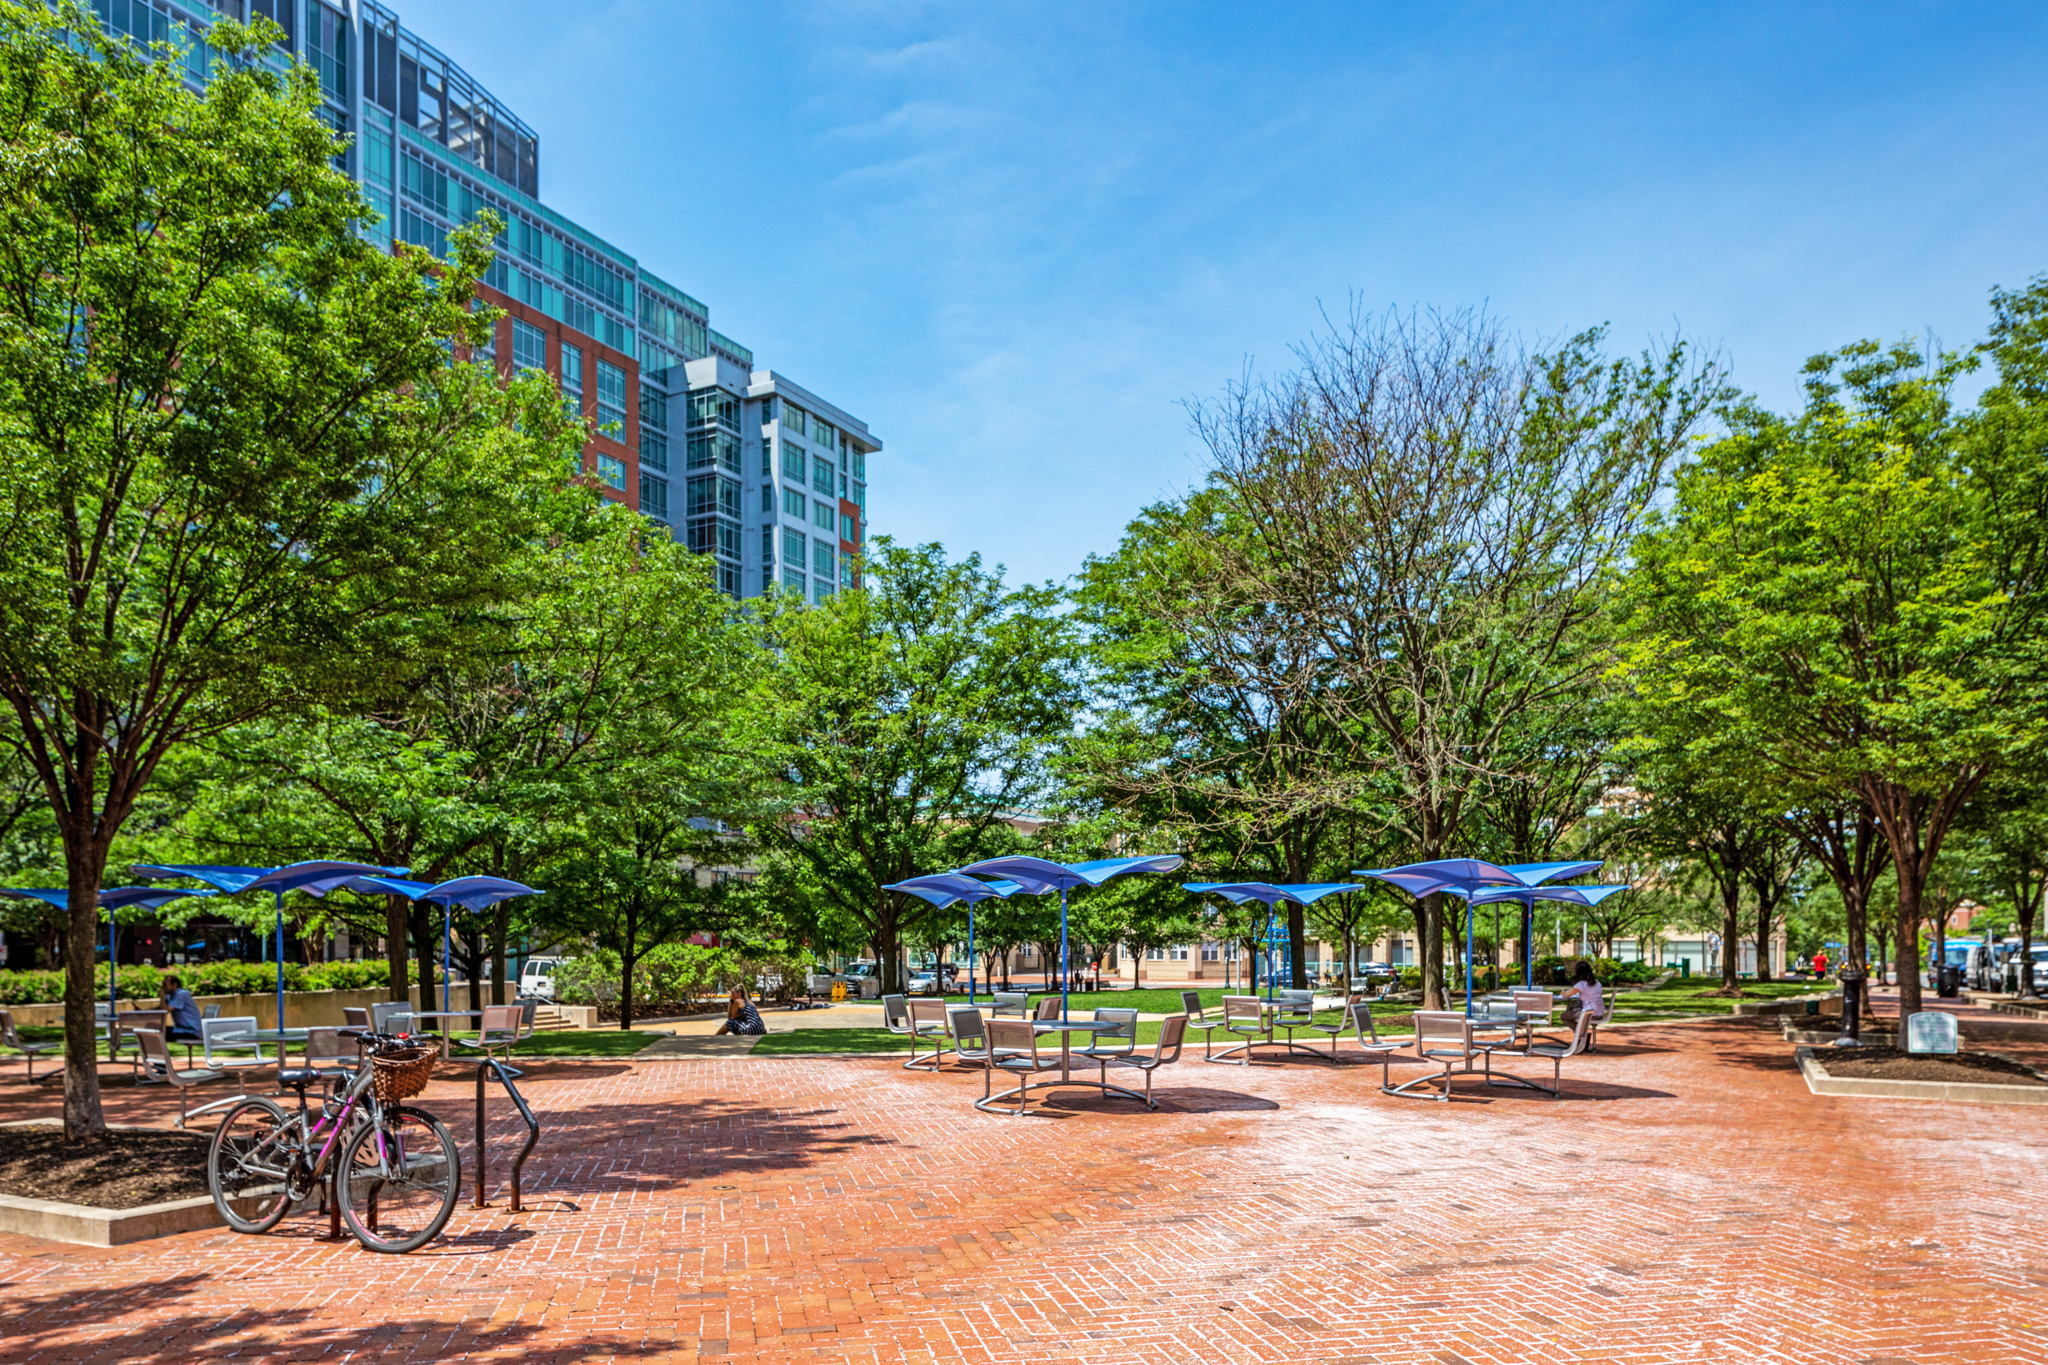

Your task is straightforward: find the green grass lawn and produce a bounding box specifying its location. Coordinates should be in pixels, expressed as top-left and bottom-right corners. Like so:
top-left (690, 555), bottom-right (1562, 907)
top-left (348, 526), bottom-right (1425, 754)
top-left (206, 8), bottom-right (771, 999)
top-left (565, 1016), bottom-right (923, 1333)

top-left (466, 1029), bottom-right (666, 1057)
top-left (751, 978), bottom-right (1839, 1054)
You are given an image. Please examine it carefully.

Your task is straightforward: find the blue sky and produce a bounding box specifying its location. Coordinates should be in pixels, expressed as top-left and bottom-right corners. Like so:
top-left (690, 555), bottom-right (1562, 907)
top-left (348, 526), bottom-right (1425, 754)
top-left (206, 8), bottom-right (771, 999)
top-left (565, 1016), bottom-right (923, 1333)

top-left (403, 0), bottom-right (2048, 587)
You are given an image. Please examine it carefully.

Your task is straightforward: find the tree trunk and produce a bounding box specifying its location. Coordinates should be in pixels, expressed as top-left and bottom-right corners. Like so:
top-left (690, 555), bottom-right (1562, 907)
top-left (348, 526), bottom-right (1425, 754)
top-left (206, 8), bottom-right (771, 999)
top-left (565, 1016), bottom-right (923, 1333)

top-left (383, 895), bottom-right (411, 1004)
top-left (1132, 946), bottom-right (1142, 989)
top-left (1285, 905), bottom-right (1308, 989)
top-left (1754, 892), bottom-right (1776, 983)
top-left (1719, 879), bottom-right (1741, 990)
top-left (1414, 894), bottom-right (1446, 1010)
top-left (619, 894), bottom-right (639, 1030)
top-left (2019, 894), bottom-right (2039, 998)
top-left (61, 829), bottom-right (112, 1140)
top-left (490, 903), bottom-right (510, 1007)
top-left (412, 907), bottom-right (439, 1014)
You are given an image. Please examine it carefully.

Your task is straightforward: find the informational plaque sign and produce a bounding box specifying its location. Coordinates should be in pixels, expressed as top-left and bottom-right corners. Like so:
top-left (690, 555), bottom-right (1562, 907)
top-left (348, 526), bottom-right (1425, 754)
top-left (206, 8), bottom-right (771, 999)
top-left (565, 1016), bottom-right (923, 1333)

top-left (1905, 1010), bottom-right (1959, 1055)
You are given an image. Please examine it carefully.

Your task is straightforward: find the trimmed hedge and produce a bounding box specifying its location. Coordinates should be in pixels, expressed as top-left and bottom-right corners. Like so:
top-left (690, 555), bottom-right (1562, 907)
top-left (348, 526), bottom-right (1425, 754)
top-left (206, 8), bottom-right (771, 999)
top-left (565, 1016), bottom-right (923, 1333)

top-left (0, 959), bottom-right (396, 1006)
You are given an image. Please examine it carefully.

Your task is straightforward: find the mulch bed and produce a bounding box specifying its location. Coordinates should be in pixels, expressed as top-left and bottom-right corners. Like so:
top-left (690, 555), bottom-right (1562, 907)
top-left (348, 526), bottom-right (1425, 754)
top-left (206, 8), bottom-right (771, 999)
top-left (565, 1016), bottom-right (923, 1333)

top-left (0, 1125), bottom-right (211, 1208)
top-left (1819, 1048), bottom-right (2048, 1086)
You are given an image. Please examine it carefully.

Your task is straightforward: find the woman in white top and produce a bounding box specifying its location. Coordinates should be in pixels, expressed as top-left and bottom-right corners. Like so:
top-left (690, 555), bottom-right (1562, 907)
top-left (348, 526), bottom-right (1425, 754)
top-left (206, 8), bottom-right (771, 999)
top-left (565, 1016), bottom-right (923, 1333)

top-left (1561, 961), bottom-right (1603, 1033)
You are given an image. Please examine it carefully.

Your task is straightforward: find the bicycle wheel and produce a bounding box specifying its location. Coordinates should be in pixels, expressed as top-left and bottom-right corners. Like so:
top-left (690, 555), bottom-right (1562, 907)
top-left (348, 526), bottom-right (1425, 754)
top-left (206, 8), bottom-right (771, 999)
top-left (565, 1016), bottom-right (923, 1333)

top-left (335, 1104), bottom-right (461, 1253)
top-left (206, 1098), bottom-right (296, 1234)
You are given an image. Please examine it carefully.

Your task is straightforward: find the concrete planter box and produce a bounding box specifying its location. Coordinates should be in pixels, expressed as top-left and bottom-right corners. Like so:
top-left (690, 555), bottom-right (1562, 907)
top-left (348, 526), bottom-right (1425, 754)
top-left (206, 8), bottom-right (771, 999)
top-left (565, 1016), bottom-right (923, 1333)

top-left (1733, 992), bottom-right (1841, 1017)
top-left (1781, 1018), bottom-right (1896, 1046)
top-left (0, 1122), bottom-right (273, 1245)
top-left (0, 1189), bottom-right (239, 1246)
top-left (553, 1005), bottom-right (598, 1029)
top-left (1794, 1046), bottom-right (2048, 1106)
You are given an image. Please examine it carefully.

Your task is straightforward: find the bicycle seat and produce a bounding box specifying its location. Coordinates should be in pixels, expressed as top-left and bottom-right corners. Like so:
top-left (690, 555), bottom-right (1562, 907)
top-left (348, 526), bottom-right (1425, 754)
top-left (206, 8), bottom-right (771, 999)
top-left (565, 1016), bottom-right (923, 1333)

top-left (275, 1067), bottom-right (328, 1089)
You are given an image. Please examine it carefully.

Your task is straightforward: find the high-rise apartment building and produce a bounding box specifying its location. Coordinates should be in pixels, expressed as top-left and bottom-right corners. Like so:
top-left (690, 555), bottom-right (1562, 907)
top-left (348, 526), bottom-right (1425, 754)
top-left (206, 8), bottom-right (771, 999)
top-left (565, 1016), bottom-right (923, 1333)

top-left (89, 0), bottom-right (877, 602)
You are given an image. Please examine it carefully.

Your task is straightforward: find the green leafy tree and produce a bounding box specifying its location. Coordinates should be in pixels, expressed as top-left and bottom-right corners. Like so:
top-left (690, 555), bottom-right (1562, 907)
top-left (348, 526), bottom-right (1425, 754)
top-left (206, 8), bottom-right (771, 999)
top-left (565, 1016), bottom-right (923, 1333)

top-left (0, 6), bottom-right (582, 1135)
top-left (752, 542), bottom-right (1081, 993)
top-left (1619, 290), bottom-right (2048, 1014)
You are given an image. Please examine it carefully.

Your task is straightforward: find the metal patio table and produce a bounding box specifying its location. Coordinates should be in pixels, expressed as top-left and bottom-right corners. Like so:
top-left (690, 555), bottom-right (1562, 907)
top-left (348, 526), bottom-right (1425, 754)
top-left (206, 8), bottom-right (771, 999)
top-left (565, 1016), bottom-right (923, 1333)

top-left (406, 1009), bottom-right (484, 1059)
top-left (980, 1018), bottom-right (1150, 1109)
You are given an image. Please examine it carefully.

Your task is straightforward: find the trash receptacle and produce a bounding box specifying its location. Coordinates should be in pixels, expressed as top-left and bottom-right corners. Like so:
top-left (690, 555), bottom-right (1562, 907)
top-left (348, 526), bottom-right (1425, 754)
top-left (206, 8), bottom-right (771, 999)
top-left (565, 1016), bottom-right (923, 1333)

top-left (1937, 964), bottom-right (1962, 998)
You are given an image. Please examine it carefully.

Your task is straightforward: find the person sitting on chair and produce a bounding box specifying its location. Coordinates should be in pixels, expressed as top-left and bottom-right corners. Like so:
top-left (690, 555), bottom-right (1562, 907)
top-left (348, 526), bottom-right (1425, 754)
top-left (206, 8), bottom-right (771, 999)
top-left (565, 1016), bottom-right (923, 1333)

top-left (162, 975), bottom-right (203, 1043)
top-left (714, 986), bottom-right (767, 1036)
top-left (1560, 960), bottom-right (1604, 1036)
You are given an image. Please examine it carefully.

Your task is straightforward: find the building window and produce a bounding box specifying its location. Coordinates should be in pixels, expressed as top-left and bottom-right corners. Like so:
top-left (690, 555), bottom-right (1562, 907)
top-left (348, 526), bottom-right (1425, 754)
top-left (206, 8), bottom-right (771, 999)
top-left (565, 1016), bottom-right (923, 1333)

top-left (1170, 945), bottom-right (1190, 961)
top-left (813, 420), bottom-right (836, 452)
top-left (511, 318), bottom-right (546, 373)
top-left (640, 431), bottom-right (668, 472)
top-left (640, 386), bottom-right (667, 432)
top-left (1146, 947), bottom-right (1165, 962)
top-left (781, 442), bottom-right (804, 483)
top-left (811, 455), bottom-right (834, 492)
top-left (840, 512), bottom-right (859, 544)
top-left (596, 454), bottom-right (627, 490)
top-left (782, 528), bottom-right (806, 567)
top-left (687, 432), bottom-right (740, 472)
top-left (851, 481), bottom-right (866, 512)
top-left (689, 391), bottom-right (738, 430)
top-left (639, 472), bottom-right (669, 520)
top-left (812, 500), bottom-right (834, 532)
top-left (782, 487), bottom-right (805, 520)
top-left (719, 562), bottom-right (740, 596)
top-left (559, 341), bottom-right (583, 398)
top-left (596, 360), bottom-right (627, 435)
top-left (812, 541), bottom-right (835, 582)
top-left (1200, 943), bottom-right (1221, 962)
top-left (760, 484), bottom-right (772, 513)
top-left (306, 2), bottom-right (348, 100)
top-left (783, 405), bottom-right (807, 438)
top-left (852, 451), bottom-right (867, 481)
top-left (812, 577), bottom-right (833, 604)
top-left (782, 567), bottom-right (806, 594)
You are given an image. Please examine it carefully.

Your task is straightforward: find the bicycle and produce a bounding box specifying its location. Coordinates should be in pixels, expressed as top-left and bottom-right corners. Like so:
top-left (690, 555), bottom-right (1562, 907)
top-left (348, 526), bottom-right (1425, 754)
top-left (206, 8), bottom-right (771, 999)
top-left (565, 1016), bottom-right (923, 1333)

top-left (205, 1030), bottom-right (461, 1254)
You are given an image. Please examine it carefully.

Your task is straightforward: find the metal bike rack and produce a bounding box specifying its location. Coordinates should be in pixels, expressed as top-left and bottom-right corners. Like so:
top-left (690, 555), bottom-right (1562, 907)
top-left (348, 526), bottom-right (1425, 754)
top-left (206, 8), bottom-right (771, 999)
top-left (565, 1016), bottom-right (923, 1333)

top-left (473, 1057), bottom-right (540, 1212)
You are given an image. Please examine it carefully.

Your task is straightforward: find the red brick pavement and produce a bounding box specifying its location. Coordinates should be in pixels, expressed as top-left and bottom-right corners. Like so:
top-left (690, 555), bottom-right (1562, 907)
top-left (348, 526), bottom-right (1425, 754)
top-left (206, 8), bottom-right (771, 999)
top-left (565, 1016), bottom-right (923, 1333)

top-left (0, 1013), bottom-right (2043, 1365)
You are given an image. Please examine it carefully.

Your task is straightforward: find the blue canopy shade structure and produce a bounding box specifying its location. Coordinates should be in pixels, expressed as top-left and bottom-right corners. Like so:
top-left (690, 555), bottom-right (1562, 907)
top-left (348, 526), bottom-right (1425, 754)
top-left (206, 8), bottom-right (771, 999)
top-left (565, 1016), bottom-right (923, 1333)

top-left (883, 874), bottom-right (1023, 1002)
top-left (0, 886), bottom-right (218, 1015)
top-left (955, 854), bottom-right (1185, 1014)
top-left (314, 875), bottom-right (545, 1012)
top-left (1355, 858), bottom-right (1626, 1011)
top-left (1183, 881), bottom-right (1365, 998)
top-left (135, 861), bottom-right (406, 1024)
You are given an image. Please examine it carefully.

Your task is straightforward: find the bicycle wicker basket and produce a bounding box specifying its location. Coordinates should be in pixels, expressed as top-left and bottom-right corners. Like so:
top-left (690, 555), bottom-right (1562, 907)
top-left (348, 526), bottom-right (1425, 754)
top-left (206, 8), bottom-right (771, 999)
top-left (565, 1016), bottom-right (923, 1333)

top-left (369, 1045), bottom-right (438, 1102)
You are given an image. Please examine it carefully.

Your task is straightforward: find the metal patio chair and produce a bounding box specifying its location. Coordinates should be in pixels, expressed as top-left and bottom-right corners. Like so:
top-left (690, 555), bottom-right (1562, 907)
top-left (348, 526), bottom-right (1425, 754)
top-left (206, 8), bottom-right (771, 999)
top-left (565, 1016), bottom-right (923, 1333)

top-left (976, 1018), bottom-right (1063, 1117)
top-left (1098, 1014), bottom-right (1190, 1110)
top-left (0, 1010), bottom-right (54, 1082)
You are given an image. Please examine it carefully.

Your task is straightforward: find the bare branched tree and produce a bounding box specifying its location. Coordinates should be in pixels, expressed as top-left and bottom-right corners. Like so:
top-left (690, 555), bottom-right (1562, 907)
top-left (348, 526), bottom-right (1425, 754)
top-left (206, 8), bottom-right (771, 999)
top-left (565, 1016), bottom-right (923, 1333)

top-left (1189, 305), bottom-right (1722, 1006)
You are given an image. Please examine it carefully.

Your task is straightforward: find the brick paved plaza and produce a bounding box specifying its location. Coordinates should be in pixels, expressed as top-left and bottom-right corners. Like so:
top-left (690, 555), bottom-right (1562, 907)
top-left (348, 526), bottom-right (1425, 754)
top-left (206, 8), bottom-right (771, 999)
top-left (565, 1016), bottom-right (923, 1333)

top-left (2, 1010), bottom-right (2044, 1365)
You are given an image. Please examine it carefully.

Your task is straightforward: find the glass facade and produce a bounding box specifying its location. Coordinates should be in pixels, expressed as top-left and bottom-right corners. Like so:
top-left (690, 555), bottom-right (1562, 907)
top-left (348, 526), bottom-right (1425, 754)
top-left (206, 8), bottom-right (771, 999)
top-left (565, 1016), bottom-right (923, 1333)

top-left (119, 0), bottom-right (879, 604)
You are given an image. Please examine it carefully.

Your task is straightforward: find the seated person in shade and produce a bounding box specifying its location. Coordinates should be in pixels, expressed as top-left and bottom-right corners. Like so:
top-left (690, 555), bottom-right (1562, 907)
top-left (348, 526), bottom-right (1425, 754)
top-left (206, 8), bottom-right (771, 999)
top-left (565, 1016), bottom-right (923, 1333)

top-left (162, 974), bottom-right (203, 1042)
top-left (1560, 960), bottom-right (1604, 1034)
top-left (714, 986), bottom-right (767, 1036)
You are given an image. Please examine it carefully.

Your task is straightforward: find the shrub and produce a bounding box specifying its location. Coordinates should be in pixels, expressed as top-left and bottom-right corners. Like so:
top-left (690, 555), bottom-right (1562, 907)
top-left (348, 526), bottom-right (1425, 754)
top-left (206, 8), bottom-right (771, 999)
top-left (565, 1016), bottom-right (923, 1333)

top-left (0, 958), bottom-right (393, 1004)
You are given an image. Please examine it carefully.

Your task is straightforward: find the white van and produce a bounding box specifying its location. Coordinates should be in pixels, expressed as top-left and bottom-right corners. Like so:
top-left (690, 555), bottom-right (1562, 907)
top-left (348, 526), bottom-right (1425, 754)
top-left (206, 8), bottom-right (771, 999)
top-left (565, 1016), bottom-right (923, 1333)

top-left (518, 956), bottom-right (567, 1001)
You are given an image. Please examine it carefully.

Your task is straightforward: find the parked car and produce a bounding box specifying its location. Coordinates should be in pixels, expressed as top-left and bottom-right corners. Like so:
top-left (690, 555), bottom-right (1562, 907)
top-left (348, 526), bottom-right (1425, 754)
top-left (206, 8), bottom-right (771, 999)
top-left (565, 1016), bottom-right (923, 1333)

top-left (518, 955), bottom-right (567, 1001)
top-left (2003, 945), bottom-right (2048, 995)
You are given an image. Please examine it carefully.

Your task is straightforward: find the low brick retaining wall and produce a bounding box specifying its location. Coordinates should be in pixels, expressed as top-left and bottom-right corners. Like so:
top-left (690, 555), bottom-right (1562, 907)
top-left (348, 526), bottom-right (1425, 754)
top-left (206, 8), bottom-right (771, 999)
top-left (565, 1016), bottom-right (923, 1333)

top-left (1793, 1046), bottom-right (2048, 1106)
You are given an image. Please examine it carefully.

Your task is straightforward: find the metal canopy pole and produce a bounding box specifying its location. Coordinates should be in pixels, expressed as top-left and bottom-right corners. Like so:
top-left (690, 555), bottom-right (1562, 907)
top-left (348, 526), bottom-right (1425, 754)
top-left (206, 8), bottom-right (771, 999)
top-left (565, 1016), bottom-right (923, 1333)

top-left (1058, 886), bottom-right (1070, 1017)
top-left (443, 901), bottom-right (453, 1013)
top-left (273, 892), bottom-right (286, 1027)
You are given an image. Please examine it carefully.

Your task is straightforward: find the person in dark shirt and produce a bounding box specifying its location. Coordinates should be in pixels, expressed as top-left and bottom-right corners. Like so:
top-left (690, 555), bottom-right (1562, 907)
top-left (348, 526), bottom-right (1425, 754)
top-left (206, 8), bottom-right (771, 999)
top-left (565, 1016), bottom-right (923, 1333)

top-left (162, 975), bottom-right (203, 1041)
top-left (714, 986), bottom-right (766, 1036)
